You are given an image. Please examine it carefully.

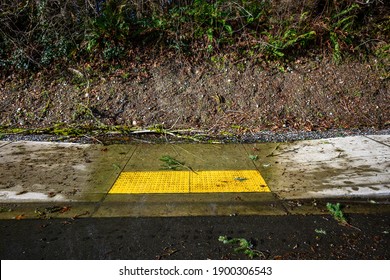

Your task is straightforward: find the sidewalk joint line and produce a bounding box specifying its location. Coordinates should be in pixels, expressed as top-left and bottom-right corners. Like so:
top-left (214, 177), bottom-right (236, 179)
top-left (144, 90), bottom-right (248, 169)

top-left (91, 145), bottom-right (139, 216)
top-left (364, 136), bottom-right (390, 148)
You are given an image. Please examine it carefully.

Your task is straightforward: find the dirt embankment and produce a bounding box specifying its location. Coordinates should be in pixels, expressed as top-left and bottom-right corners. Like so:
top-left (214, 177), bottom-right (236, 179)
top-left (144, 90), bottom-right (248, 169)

top-left (0, 57), bottom-right (388, 137)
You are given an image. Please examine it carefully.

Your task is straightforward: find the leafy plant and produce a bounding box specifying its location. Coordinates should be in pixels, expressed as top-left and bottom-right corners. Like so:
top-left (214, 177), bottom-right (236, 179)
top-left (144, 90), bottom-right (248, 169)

top-left (160, 155), bottom-right (185, 170)
top-left (0, 0), bottom-right (388, 72)
top-left (326, 202), bottom-right (347, 225)
top-left (328, 3), bottom-right (360, 62)
top-left (315, 228), bottom-right (327, 235)
top-left (249, 154), bottom-right (258, 161)
top-left (218, 235), bottom-right (265, 259)
top-left (0, 0), bottom-right (78, 70)
top-left (85, 0), bottom-right (131, 60)
top-left (326, 202), bottom-right (362, 231)
top-left (187, 0), bottom-right (233, 48)
top-left (262, 29), bottom-right (316, 58)
top-left (160, 155), bottom-right (197, 173)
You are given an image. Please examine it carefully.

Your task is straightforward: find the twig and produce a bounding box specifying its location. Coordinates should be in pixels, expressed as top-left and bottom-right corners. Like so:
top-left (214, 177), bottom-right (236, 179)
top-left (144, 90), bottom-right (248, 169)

top-left (265, 143), bottom-right (281, 157)
top-left (83, 134), bottom-right (103, 144)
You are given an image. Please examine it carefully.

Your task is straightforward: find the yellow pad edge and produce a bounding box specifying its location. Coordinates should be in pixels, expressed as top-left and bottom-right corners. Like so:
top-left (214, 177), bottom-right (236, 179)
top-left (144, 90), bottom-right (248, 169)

top-left (109, 170), bottom-right (270, 194)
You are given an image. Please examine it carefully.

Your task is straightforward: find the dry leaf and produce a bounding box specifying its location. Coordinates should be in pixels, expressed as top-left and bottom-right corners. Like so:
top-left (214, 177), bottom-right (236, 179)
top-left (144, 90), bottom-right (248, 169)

top-left (59, 206), bottom-right (71, 213)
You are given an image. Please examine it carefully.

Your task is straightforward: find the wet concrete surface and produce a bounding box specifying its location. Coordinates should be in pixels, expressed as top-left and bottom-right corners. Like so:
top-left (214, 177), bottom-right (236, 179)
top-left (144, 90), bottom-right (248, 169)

top-left (1, 135), bottom-right (389, 210)
top-left (0, 141), bottom-right (134, 203)
top-left (247, 135), bottom-right (390, 199)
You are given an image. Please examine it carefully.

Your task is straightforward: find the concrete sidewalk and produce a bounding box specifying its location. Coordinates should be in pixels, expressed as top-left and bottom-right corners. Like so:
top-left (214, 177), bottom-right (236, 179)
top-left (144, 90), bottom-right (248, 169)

top-left (0, 135), bottom-right (389, 219)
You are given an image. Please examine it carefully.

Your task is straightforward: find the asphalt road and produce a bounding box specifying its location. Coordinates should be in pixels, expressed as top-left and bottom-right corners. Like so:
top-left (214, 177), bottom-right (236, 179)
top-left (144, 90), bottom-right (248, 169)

top-left (1, 213), bottom-right (388, 260)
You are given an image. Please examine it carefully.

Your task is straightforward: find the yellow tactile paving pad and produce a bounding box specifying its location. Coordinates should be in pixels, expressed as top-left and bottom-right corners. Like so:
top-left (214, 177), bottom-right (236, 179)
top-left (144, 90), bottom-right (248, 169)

top-left (190, 170), bottom-right (269, 193)
top-left (109, 170), bottom-right (270, 194)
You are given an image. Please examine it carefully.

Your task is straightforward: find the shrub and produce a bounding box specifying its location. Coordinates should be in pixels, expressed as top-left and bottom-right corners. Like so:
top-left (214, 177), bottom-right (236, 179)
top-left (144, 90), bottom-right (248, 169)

top-left (0, 0), bottom-right (388, 73)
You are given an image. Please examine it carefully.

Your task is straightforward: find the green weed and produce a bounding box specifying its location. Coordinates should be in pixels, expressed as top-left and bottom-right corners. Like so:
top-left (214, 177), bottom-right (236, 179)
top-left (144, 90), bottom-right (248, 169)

top-left (0, 207), bottom-right (12, 213)
top-left (262, 30), bottom-right (316, 59)
top-left (234, 177), bottom-right (248, 182)
top-left (0, 0), bottom-right (388, 72)
top-left (328, 3), bottom-right (360, 63)
top-left (249, 155), bottom-right (258, 161)
top-left (160, 155), bottom-right (185, 171)
top-left (186, 0), bottom-right (233, 48)
top-left (326, 202), bottom-right (362, 231)
top-left (160, 155), bottom-right (197, 174)
top-left (72, 104), bottom-right (106, 127)
top-left (218, 236), bottom-right (265, 259)
top-left (112, 163), bottom-right (121, 171)
top-left (85, 0), bottom-right (131, 60)
top-left (315, 228), bottom-right (327, 235)
top-left (326, 202), bottom-right (347, 225)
